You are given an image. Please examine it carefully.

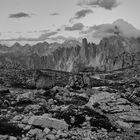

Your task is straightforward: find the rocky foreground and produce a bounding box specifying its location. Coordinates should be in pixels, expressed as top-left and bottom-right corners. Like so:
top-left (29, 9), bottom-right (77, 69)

top-left (1, 67), bottom-right (140, 140)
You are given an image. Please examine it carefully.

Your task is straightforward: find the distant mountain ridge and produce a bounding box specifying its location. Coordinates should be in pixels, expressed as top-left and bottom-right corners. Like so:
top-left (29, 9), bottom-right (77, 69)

top-left (0, 35), bottom-right (140, 72)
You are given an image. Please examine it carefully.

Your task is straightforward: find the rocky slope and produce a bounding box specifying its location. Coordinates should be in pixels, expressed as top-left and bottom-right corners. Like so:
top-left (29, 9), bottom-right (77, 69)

top-left (0, 36), bottom-right (140, 72)
top-left (1, 67), bottom-right (140, 139)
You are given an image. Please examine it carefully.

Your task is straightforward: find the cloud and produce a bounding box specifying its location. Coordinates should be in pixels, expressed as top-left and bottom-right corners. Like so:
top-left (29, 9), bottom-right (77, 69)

top-left (39, 30), bottom-right (50, 33)
top-left (80, 24), bottom-right (115, 42)
top-left (64, 23), bottom-right (84, 31)
top-left (51, 35), bottom-right (78, 42)
top-left (50, 13), bottom-right (60, 16)
top-left (92, 24), bottom-right (115, 38)
top-left (38, 31), bottom-right (58, 40)
top-left (70, 9), bottom-right (93, 22)
top-left (57, 28), bottom-right (61, 31)
top-left (78, 0), bottom-right (120, 10)
top-left (80, 19), bottom-right (140, 43)
top-left (51, 36), bottom-right (69, 41)
top-left (1, 31), bottom-right (58, 42)
top-left (9, 12), bottom-right (31, 18)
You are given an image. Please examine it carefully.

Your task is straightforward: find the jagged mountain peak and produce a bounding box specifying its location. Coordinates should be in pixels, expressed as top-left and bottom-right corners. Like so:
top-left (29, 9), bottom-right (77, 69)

top-left (12, 42), bottom-right (22, 47)
top-left (113, 18), bottom-right (129, 25)
top-left (33, 41), bottom-right (49, 47)
top-left (24, 43), bottom-right (31, 47)
top-left (63, 39), bottom-right (81, 47)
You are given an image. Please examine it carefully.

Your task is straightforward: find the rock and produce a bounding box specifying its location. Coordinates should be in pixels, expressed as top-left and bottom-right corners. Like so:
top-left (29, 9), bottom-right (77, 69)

top-left (22, 116), bottom-right (30, 124)
top-left (18, 124), bottom-right (26, 129)
top-left (46, 134), bottom-right (57, 140)
top-left (24, 125), bottom-right (31, 131)
top-left (23, 104), bottom-right (43, 115)
top-left (37, 98), bottom-right (48, 107)
top-left (119, 115), bottom-right (140, 122)
top-left (83, 74), bottom-right (91, 87)
top-left (87, 91), bottom-right (112, 107)
top-left (116, 120), bottom-right (132, 128)
top-left (0, 88), bottom-right (10, 94)
top-left (57, 130), bottom-right (68, 138)
top-left (116, 98), bottom-right (130, 105)
top-left (54, 104), bottom-right (86, 127)
top-left (0, 135), bottom-right (9, 140)
top-left (44, 127), bottom-right (50, 134)
top-left (13, 115), bottom-right (24, 121)
top-left (28, 128), bottom-right (43, 138)
top-left (1, 100), bottom-right (10, 108)
top-left (28, 115), bottom-right (68, 130)
top-left (68, 75), bottom-right (84, 90)
top-left (51, 129), bottom-right (57, 135)
top-left (17, 91), bottom-right (34, 104)
top-left (42, 113), bottom-right (52, 118)
top-left (21, 137), bottom-right (28, 140)
top-left (35, 70), bottom-right (55, 89)
top-left (102, 104), bottom-right (131, 113)
top-left (48, 98), bottom-right (54, 105)
top-left (9, 136), bottom-right (17, 140)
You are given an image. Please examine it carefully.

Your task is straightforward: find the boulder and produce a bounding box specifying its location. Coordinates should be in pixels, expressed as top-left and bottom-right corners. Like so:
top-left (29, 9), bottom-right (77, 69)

top-left (87, 91), bottom-right (112, 107)
top-left (27, 128), bottom-right (44, 139)
top-left (46, 134), bottom-right (57, 140)
top-left (43, 127), bottom-right (50, 134)
top-left (28, 115), bottom-right (68, 130)
top-left (116, 120), bottom-right (132, 128)
top-left (16, 91), bottom-right (34, 104)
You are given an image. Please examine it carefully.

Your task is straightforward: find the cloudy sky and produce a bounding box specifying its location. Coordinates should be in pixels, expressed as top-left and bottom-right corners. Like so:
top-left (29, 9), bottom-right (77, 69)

top-left (0, 0), bottom-right (140, 44)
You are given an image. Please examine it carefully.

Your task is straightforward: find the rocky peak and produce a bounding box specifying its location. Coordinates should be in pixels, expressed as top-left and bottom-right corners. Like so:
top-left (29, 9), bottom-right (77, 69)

top-left (12, 42), bottom-right (22, 48)
top-left (82, 38), bottom-right (88, 47)
top-left (63, 40), bottom-right (81, 48)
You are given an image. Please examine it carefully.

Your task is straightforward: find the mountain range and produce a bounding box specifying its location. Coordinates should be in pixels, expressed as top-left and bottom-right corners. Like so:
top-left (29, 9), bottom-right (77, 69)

top-left (0, 35), bottom-right (140, 72)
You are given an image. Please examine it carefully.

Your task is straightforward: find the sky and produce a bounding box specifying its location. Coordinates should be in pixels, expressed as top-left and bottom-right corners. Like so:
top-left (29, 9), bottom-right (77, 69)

top-left (0, 0), bottom-right (140, 45)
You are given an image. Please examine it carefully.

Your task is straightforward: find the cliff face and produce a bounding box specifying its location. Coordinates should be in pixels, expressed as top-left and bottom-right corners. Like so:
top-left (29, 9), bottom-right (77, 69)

top-left (0, 36), bottom-right (140, 72)
top-left (97, 36), bottom-right (140, 71)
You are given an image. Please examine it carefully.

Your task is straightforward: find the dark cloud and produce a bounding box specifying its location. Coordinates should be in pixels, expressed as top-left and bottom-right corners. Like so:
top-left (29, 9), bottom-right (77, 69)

top-left (70, 9), bottom-right (93, 22)
top-left (64, 23), bottom-right (84, 31)
top-left (50, 13), bottom-right (60, 16)
top-left (57, 28), bottom-right (61, 31)
top-left (78, 0), bottom-right (120, 10)
top-left (9, 12), bottom-right (31, 18)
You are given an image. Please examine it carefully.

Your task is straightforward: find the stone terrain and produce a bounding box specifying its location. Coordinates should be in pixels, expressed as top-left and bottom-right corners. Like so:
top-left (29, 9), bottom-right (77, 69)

top-left (0, 66), bottom-right (140, 140)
